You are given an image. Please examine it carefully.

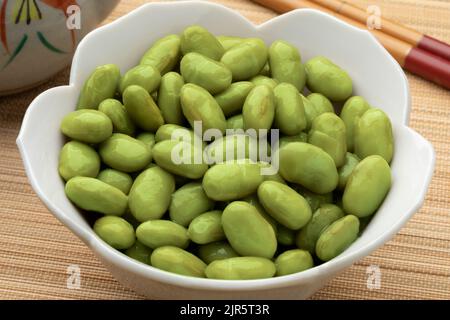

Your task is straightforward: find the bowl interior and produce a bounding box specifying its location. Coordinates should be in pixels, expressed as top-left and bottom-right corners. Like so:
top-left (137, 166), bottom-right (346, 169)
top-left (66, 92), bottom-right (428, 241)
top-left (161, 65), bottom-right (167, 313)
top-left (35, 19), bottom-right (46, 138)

top-left (18, 1), bottom-right (434, 290)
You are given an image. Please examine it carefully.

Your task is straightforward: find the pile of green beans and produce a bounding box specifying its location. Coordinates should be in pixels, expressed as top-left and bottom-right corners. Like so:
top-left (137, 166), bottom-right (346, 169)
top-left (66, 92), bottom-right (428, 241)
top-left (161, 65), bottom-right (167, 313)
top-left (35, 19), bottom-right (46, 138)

top-left (59, 25), bottom-right (394, 280)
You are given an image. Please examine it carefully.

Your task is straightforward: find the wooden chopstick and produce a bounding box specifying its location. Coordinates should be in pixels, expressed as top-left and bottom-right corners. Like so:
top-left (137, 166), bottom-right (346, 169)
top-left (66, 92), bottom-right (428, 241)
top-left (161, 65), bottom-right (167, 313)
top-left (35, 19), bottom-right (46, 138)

top-left (310, 0), bottom-right (450, 61)
top-left (251, 0), bottom-right (450, 90)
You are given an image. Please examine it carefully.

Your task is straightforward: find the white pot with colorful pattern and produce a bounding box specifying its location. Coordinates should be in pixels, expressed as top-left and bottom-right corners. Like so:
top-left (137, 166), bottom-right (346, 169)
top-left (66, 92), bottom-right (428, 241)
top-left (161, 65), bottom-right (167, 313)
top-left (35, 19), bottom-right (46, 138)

top-left (0, 0), bottom-right (120, 95)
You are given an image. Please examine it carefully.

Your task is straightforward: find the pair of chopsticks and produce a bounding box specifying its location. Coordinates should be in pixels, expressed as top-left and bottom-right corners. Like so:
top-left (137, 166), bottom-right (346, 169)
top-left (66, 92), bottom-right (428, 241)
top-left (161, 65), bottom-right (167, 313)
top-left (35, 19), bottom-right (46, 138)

top-left (252, 0), bottom-right (450, 90)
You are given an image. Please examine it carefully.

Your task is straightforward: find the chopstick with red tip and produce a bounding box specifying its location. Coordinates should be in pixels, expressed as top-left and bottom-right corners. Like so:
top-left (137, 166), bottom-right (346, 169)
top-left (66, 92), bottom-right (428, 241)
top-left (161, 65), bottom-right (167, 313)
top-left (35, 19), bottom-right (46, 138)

top-left (252, 0), bottom-right (450, 90)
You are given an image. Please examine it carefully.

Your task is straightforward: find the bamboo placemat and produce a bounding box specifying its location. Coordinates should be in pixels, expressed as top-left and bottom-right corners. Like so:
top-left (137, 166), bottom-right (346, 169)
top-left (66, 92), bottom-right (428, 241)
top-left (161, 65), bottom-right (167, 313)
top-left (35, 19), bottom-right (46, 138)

top-left (0, 0), bottom-right (449, 300)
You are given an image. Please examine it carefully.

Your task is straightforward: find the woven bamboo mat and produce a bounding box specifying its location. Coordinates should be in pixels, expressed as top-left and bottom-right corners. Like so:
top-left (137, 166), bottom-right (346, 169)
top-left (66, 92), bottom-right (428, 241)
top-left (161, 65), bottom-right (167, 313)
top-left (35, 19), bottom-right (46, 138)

top-left (0, 0), bottom-right (449, 300)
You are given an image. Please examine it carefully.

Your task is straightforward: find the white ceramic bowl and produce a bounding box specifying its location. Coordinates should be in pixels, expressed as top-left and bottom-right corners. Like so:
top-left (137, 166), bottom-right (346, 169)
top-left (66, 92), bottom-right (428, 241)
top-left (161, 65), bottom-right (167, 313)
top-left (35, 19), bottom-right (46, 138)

top-left (17, 1), bottom-right (435, 299)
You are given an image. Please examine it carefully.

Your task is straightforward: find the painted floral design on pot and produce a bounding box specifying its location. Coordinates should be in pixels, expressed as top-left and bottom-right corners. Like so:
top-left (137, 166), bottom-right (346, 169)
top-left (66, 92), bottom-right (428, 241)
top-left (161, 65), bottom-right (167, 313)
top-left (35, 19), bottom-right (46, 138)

top-left (0, 0), bottom-right (120, 95)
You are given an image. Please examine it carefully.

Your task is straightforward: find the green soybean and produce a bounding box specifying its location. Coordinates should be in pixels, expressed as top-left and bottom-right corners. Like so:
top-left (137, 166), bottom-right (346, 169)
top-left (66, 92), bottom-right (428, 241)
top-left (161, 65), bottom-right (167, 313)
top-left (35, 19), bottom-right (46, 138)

top-left (99, 133), bottom-right (152, 172)
top-left (275, 249), bottom-right (313, 276)
top-left (158, 72), bottom-right (185, 125)
top-left (217, 35), bottom-right (246, 51)
top-left (202, 161), bottom-right (263, 201)
top-left (77, 64), bottom-right (120, 109)
top-left (119, 64), bottom-right (161, 94)
top-left (61, 110), bottom-right (113, 144)
top-left (97, 168), bottom-right (133, 195)
top-left (197, 241), bottom-right (239, 264)
top-left (94, 216), bottom-right (135, 250)
top-left (308, 113), bottom-right (347, 167)
top-left (354, 108), bottom-right (394, 163)
top-left (258, 181), bottom-right (311, 230)
top-left (301, 94), bottom-right (319, 131)
top-left (128, 166), bottom-right (175, 222)
top-left (205, 134), bottom-right (258, 164)
top-left (274, 83), bottom-right (307, 135)
top-left (296, 204), bottom-right (344, 254)
top-left (226, 114), bottom-right (244, 130)
top-left (151, 246), bottom-right (206, 278)
top-left (316, 215), bottom-right (360, 261)
top-left (250, 75), bottom-right (279, 89)
top-left (136, 220), bottom-right (189, 249)
top-left (338, 153), bottom-right (360, 190)
top-left (215, 82), bottom-right (254, 116)
top-left (123, 85), bottom-right (165, 132)
top-left (295, 186), bottom-right (333, 212)
top-left (181, 52), bottom-right (232, 95)
top-left (65, 177), bottom-right (128, 216)
top-left (243, 85), bottom-right (275, 131)
top-left (125, 240), bottom-right (152, 264)
top-left (222, 201), bottom-right (277, 259)
top-left (169, 182), bottom-right (215, 227)
top-left (242, 194), bottom-right (278, 234)
top-left (59, 141), bottom-right (100, 181)
top-left (180, 25), bottom-right (224, 60)
top-left (140, 34), bottom-right (181, 75)
top-left (278, 142), bottom-right (338, 194)
top-left (269, 40), bottom-right (306, 91)
top-left (98, 99), bottom-right (135, 136)
top-left (205, 257), bottom-right (276, 280)
top-left (277, 225), bottom-right (296, 246)
top-left (307, 93), bottom-right (334, 115)
top-left (155, 124), bottom-right (198, 144)
top-left (188, 210), bottom-right (225, 244)
top-left (221, 38), bottom-right (268, 81)
top-left (259, 62), bottom-right (271, 76)
top-left (343, 155), bottom-right (391, 217)
top-left (152, 140), bottom-right (208, 179)
top-left (305, 56), bottom-right (353, 102)
top-left (340, 96), bottom-right (371, 152)
top-left (279, 133), bottom-right (308, 147)
top-left (136, 132), bottom-right (156, 149)
top-left (180, 83), bottom-right (227, 134)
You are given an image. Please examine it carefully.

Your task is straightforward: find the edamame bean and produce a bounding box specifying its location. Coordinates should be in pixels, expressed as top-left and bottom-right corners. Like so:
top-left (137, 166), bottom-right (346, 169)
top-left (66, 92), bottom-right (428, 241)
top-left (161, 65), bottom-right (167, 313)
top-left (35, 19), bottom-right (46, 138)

top-left (98, 99), bottom-right (135, 136)
top-left (258, 162), bottom-right (286, 185)
top-left (205, 257), bottom-right (276, 280)
top-left (77, 64), bottom-right (120, 109)
top-left (59, 141), bottom-right (100, 181)
top-left (250, 75), bottom-right (278, 89)
top-left (136, 132), bottom-right (156, 149)
top-left (151, 246), bottom-right (206, 278)
top-left (278, 142), bottom-right (338, 194)
top-left (188, 210), bottom-right (225, 244)
top-left (119, 64), bottom-right (161, 94)
top-left (215, 82), bottom-right (254, 116)
top-left (99, 133), bottom-right (152, 172)
top-left (181, 52), bottom-right (232, 95)
top-left (259, 62), bottom-right (270, 76)
top-left (125, 240), bottom-right (152, 264)
top-left (258, 181), bottom-right (311, 230)
top-left (205, 134), bottom-right (258, 164)
top-left (274, 83), bottom-right (307, 135)
top-left (275, 249), bottom-right (313, 276)
top-left (155, 124), bottom-right (198, 144)
top-left (94, 216), bottom-right (135, 249)
top-left (243, 85), bottom-right (275, 131)
top-left (180, 25), bottom-right (225, 60)
top-left (170, 182), bottom-right (215, 226)
top-left (277, 225), bottom-right (296, 246)
top-left (140, 34), bottom-right (181, 75)
top-left (316, 215), bottom-right (359, 261)
top-left (226, 114), bottom-right (244, 130)
top-left (180, 84), bottom-right (227, 134)
top-left (136, 220), bottom-right (189, 249)
top-left (305, 56), bottom-right (353, 102)
top-left (301, 94), bottom-right (319, 131)
top-left (354, 108), bottom-right (394, 163)
top-left (123, 85), bottom-right (165, 132)
top-left (217, 36), bottom-right (246, 51)
top-left (242, 195), bottom-right (278, 234)
top-left (128, 166), bottom-right (175, 222)
top-left (61, 110), bottom-right (113, 144)
top-left (296, 204), bottom-right (344, 253)
top-left (221, 38), bottom-right (268, 81)
top-left (197, 241), bottom-right (238, 264)
top-left (65, 177), bottom-right (128, 216)
top-left (269, 40), bottom-right (306, 91)
top-left (97, 169), bottom-right (133, 195)
top-left (152, 140), bottom-right (208, 179)
top-left (340, 96), bottom-right (371, 152)
top-left (158, 72), bottom-right (185, 125)
top-left (295, 186), bottom-right (333, 212)
top-left (307, 93), bottom-right (334, 115)
top-left (343, 155), bottom-right (391, 217)
top-left (279, 133), bottom-right (308, 147)
top-left (222, 201), bottom-right (277, 258)
top-left (202, 161), bottom-right (263, 201)
top-left (308, 113), bottom-right (347, 167)
top-left (338, 153), bottom-right (360, 190)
